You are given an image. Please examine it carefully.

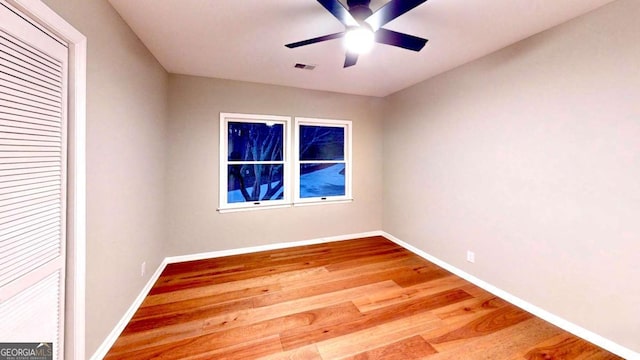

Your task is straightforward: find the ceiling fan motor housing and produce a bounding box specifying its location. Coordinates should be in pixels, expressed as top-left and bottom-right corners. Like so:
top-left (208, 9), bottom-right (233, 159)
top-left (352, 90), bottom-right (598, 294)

top-left (347, 0), bottom-right (373, 21)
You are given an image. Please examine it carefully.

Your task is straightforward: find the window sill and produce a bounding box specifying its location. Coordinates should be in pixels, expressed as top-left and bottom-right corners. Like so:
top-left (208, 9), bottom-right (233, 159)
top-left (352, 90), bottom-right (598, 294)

top-left (218, 199), bottom-right (354, 213)
top-left (293, 198), bottom-right (354, 207)
top-left (217, 204), bottom-right (292, 213)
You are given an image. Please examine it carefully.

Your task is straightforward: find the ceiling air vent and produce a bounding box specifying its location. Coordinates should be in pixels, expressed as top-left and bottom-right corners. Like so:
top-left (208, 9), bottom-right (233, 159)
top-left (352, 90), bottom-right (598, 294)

top-left (294, 63), bottom-right (316, 70)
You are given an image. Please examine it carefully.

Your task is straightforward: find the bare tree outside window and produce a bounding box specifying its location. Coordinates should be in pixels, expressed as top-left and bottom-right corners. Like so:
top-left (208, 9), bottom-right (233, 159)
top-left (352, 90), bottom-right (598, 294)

top-left (228, 122), bottom-right (285, 203)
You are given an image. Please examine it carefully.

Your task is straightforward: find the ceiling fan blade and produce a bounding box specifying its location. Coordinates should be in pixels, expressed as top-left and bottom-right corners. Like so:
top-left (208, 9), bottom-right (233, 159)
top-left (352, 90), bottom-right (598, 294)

top-left (285, 32), bottom-right (345, 48)
top-left (317, 0), bottom-right (359, 27)
top-left (375, 28), bottom-right (427, 51)
top-left (344, 52), bottom-right (358, 68)
top-left (365, 0), bottom-right (428, 31)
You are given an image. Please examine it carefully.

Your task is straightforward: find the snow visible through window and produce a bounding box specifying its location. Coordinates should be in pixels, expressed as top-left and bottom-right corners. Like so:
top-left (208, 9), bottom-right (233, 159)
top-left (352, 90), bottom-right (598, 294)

top-left (299, 125), bottom-right (346, 198)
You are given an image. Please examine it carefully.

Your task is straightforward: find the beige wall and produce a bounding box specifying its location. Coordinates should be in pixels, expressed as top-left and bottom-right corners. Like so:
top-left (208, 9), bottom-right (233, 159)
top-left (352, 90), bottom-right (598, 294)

top-left (35, 0), bottom-right (639, 356)
top-left (383, 0), bottom-right (640, 352)
top-left (165, 75), bottom-right (384, 255)
top-left (41, 0), bottom-right (169, 357)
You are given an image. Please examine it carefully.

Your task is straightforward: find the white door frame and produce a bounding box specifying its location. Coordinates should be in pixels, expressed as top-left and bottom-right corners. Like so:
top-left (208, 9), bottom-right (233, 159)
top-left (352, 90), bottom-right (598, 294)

top-left (4, 1), bottom-right (86, 359)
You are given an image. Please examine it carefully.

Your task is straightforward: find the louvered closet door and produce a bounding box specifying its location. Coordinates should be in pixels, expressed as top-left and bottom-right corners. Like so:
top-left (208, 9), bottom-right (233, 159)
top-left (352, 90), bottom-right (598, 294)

top-left (0, 2), bottom-right (68, 359)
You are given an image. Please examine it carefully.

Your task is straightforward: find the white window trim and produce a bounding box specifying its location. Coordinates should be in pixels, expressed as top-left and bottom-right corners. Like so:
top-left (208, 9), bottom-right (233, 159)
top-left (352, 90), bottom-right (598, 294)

top-left (294, 117), bottom-right (353, 205)
top-left (219, 114), bottom-right (353, 212)
top-left (218, 113), bottom-right (291, 212)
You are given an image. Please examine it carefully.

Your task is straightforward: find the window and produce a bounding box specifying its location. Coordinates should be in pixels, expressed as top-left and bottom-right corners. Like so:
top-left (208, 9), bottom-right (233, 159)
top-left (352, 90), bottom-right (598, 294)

top-left (219, 113), bottom-right (352, 212)
top-left (219, 113), bottom-right (290, 211)
top-left (295, 117), bottom-right (352, 204)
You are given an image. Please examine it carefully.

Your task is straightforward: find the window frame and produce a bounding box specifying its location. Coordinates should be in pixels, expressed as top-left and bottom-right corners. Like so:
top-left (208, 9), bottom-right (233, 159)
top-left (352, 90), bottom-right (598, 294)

top-left (219, 113), bottom-right (291, 212)
top-left (294, 117), bottom-right (353, 205)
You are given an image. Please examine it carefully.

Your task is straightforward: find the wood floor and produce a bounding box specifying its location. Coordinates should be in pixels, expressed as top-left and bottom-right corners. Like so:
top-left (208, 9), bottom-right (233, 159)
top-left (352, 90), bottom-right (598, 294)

top-left (105, 236), bottom-right (622, 359)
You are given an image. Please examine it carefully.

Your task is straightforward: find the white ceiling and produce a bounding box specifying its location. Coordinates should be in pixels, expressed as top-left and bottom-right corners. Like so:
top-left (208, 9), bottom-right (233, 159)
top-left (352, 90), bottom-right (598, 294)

top-left (108, 0), bottom-right (615, 97)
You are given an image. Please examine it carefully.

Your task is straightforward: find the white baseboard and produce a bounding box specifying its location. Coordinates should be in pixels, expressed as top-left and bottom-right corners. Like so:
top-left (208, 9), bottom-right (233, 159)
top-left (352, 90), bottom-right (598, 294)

top-left (165, 231), bottom-right (382, 264)
top-left (380, 231), bottom-right (639, 360)
top-left (91, 230), bottom-right (638, 360)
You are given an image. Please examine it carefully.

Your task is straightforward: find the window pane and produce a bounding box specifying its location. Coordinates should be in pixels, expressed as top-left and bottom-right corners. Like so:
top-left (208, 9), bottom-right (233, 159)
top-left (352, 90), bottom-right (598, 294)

top-left (228, 122), bottom-right (284, 161)
top-left (300, 163), bottom-right (345, 198)
top-left (228, 164), bottom-right (284, 203)
top-left (299, 125), bottom-right (344, 161)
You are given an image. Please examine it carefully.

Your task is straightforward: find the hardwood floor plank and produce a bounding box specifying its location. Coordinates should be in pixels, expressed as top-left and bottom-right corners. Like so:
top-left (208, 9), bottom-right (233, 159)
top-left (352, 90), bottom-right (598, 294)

top-left (182, 335), bottom-right (284, 360)
top-left (523, 333), bottom-right (622, 360)
top-left (426, 304), bottom-right (534, 349)
top-left (104, 237), bottom-right (623, 359)
top-left (256, 344), bottom-right (323, 360)
top-left (314, 311), bottom-right (442, 359)
top-left (431, 294), bottom-right (509, 323)
top-left (424, 318), bottom-right (563, 360)
top-left (352, 274), bottom-right (469, 313)
top-left (391, 266), bottom-right (451, 288)
top-left (419, 303), bottom-right (511, 350)
top-left (322, 247), bottom-right (413, 272)
top-left (347, 335), bottom-right (438, 360)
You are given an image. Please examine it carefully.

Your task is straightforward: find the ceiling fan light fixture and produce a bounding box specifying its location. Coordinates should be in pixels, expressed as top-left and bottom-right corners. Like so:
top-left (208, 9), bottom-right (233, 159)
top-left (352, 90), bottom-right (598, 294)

top-left (344, 26), bottom-right (375, 54)
top-left (285, 0), bottom-right (429, 68)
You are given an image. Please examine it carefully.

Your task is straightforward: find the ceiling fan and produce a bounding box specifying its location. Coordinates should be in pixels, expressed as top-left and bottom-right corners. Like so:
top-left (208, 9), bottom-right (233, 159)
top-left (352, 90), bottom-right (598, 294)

top-left (286, 0), bottom-right (429, 68)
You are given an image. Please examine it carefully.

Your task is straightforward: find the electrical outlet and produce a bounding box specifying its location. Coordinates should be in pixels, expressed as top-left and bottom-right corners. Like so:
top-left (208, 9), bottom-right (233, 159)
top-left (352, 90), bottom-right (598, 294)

top-left (141, 261), bottom-right (146, 277)
top-left (466, 251), bottom-right (475, 263)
